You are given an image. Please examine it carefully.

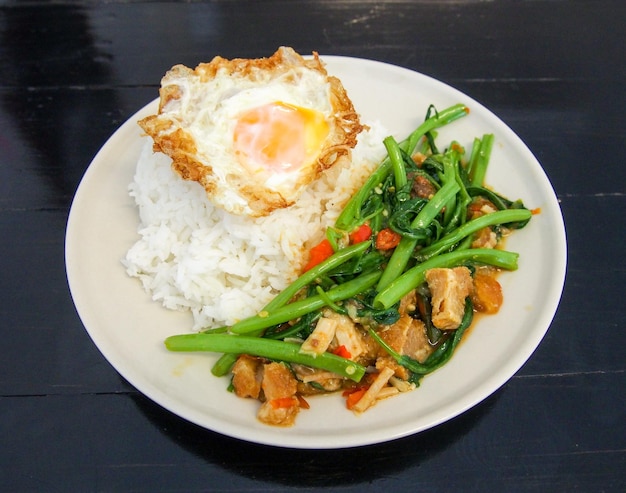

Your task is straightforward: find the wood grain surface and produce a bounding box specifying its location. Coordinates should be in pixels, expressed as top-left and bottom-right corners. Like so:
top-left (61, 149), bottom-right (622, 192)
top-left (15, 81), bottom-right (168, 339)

top-left (1, 1), bottom-right (624, 491)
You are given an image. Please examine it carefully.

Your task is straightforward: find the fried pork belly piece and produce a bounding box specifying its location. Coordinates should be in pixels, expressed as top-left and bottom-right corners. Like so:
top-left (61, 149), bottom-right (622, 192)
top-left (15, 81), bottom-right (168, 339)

top-left (257, 362), bottom-right (300, 426)
top-left (375, 312), bottom-right (433, 380)
top-left (232, 356), bottom-right (301, 426)
top-left (471, 227), bottom-right (498, 249)
top-left (231, 354), bottom-right (263, 399)
top-left (471, 267), bottom-right (503, 314)
top-left (409, 173), bottom-right (437, 199)
top-left (425, 267), bottom-right (473, 330)
top-left (370, 291), bottom-right (432, 380)
top-left (467, 197), bottom-right (499, 248)
top-left (467, 197), bottom-right (498, 220)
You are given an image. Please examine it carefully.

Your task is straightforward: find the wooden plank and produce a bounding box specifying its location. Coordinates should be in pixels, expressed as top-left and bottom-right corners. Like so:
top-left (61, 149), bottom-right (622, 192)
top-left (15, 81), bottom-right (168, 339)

top-left (1, 371), bottom-right (624, 491)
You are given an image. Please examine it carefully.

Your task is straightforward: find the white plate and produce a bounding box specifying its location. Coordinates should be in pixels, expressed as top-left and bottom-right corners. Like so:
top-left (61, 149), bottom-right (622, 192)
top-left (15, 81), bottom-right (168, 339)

top-left (66, 56), bottom-right (566, 449)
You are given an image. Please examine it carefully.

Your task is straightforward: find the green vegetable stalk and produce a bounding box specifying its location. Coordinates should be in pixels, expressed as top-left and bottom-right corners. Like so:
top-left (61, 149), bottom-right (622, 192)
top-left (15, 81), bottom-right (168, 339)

top-left (166, 334), bottom-right (366, 382)
top-left (373, 248), bottom-right (519, 310)
top-left (335, 103), bottom-right (469, 232)
top-left (230, 270), bottom-right (381, 335)
top-left (376, 178), bottom-right (460, 291)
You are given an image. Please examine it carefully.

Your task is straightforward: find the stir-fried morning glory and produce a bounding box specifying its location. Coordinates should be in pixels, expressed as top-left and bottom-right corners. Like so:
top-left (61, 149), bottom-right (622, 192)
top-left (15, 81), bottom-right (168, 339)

top-left (164, 103), bottom-right (533, 426)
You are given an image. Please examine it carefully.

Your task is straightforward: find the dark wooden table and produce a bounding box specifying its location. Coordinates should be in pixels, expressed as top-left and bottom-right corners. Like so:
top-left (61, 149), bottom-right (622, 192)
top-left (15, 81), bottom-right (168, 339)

top-left (2, 1), bottom-right (624, 491)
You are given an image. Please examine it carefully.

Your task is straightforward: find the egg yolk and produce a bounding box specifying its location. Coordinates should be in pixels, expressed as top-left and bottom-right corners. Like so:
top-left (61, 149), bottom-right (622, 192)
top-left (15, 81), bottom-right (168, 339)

top-left (233, 102), bottom-right (329, 174)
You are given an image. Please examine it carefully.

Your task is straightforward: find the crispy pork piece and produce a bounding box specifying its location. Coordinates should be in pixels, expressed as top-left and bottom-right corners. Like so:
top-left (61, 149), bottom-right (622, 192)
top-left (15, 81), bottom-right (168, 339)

top-left (471, 268), bottom-right (503, 314)
top-left (231, 354), bottom-right (263, 399)
top-left (425, 267), bottom-right (473, 330)
top-left (467, 197), bottom-right (499, 248)
top-left (398, 289), bottom-right (418, 314)
top-left (375, 313), bottom-right (433, 380)
top-left (257, 399), bottom-right (300, 427)
top-left (257, 362), bottom-right (300, 426)
top-left (467, 197), bottom-right (498, 220)
top-left (410, 173), bottom-right (437, 199)
top-left (471, 226), bottom-right (498, 249)
top-left (261, 361), bottom-right (298, 400)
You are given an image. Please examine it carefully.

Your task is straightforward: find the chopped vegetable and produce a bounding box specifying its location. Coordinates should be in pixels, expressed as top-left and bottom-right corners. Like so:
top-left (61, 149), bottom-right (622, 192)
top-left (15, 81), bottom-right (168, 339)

top-left (376, 178), bottom-right (461, 292)
top-left (301, 317), bottom-right (337, 354)
top-left (269, 397), bottom-right (300, 409)
top-left (303, 238), bottom-right (334, 272)
top-left (375, 228), bottom-right (402, 250)
top-left (467, 133), bottom-right (494, 186)
top-left (349, 223), bottom-right (372, 244)
top-left (351, 367), bottom-right (395, 413)
top-left (332, 345), bottom-right (352, 359)
top-left (344, 387), bottom-right (367, 410)
top-left (335, 103), bottom-right (470, 233)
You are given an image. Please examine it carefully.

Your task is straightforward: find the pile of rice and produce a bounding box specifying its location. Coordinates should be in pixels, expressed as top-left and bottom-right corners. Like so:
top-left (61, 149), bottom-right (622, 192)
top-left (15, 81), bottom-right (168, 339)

top-left (123, 122), bottom-right (389, 330)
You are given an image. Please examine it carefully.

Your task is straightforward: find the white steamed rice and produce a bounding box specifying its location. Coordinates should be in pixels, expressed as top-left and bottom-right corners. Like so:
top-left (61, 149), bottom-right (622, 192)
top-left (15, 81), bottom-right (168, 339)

top-left (123, 122), bottom-right (389, 330)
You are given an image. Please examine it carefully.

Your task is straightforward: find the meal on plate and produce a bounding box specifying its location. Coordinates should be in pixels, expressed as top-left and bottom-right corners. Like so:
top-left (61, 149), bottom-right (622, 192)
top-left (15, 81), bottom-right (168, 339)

top-left (124, 47), bottom-right (533, 426)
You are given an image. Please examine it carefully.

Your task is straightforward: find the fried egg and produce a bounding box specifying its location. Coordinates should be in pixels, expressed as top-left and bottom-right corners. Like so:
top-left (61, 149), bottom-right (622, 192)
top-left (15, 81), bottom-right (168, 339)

top-left (138, 47), bottom-right (363, 216)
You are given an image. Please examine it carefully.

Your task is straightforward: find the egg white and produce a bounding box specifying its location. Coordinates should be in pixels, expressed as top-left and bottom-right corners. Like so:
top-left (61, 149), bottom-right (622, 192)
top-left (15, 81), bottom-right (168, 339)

top-left (164, 68), bottom-right (332, 194)
top-left (139, 48), bottom-right (362, 216)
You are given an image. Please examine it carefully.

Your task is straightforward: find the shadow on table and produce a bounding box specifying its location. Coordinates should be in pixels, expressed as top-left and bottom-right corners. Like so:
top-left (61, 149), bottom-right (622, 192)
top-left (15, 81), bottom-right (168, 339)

top-left (131, 390), bottom-right (500, 488)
